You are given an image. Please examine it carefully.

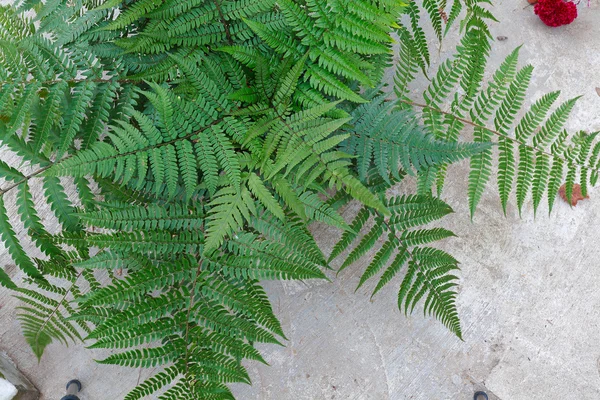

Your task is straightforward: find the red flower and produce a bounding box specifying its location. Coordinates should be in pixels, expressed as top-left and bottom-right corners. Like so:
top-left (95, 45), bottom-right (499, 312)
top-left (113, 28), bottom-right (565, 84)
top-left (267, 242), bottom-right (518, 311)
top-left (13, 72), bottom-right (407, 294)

top-left (534, 0), bottom-right (578, 27)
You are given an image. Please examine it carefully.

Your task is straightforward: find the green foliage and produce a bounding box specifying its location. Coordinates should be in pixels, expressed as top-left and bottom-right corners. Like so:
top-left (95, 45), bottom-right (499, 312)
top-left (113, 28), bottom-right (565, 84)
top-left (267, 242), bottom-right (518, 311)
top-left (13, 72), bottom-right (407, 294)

top-left (0, 0), bottom-right (597, 398)
top-left (399, 24), bottom-right (599, 217)
top-left (330, 174), bottom-right (462, 337)
top-left (340, 90), bottom-right (490, 183)
top-left (14, 253), bottom-right (95, 359)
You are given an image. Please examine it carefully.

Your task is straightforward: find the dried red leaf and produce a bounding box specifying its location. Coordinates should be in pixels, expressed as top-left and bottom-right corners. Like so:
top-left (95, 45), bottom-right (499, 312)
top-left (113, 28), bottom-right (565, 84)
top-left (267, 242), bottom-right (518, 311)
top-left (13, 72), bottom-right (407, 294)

top-left (558, 183), bottom-right (589, 206)
top-left (439, 8), bottom-right (448, 23)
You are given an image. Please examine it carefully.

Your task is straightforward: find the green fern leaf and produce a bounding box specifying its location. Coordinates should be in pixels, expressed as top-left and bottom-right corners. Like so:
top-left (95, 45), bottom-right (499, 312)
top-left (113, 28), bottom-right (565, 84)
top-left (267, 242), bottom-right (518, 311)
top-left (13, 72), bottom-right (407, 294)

top-left (328, 207), bottom-right (369, 262)
top-left (515, 91), bottom-right (560, 142)
top-left (74, 177), bottom-right (96, 212)
top-left (400, 228), bottom-right (456, 246)
top-left (405, 1), bottom-right (430, 69)
top-left (205, 186), bottom-right (255, 253)
top-left (371, 247), bottom-right (410, 297)
top-left (124, 366), bottom-right (180, 400)
top-left (531, 152), bottom-right (550, 215)
top-left (0, 160), bottom-right (24, 183)
top-left (467, 140), bottom-right (492, 218)
top-left (16, 182), bottom-right (62, 257)
top-left (247, 173), bottom-right (285, 220)
top-left (32, 81), bottom-right (66, 153)
top-left (16, 286), bottom-right (83, 360)
top-left (387, 195), bottom-right (453, 230)
top-left (416, 166), bottom-right (437, 196)
top-left (82, 259), bottom-right (194, 308)
top-left (516, 146), bottom-right (534, 215)
top-left (57, 81), bottom-right (96, 158)
top-left (81, 81), bottom-right (119, 150)
top-left (79, 203), bottom-right (203, 231)
top-left (423, 0), bottom-right (443, 40)
top-left (273, 55), bottom-right (307, 109)
top-left (497, 138), bottom-right (515, 215)
top-left (398, 248), bottom-right (461, 338)
top-left (178, 140), bottom-right (199, 200)
top-left (216, 233), bottom-right (327, 280)
top-left (6, 82), bottom-right (40, 135)
top-left (394, 28), bottom-right (419, 101)
top-left (163, 144), bottom-right (179, 198)
top-left (195, 130), bottom-right (220, 196)
top-left (338, 217), bottom-right (384, 274)
top-left (209, 125), bottom-right (241, 191)
top-left (356, 234), bottom-right (396, 290)
top-left (104, 0), bottom-right (163, 30)
top-left (532, 97), bottom-right (580, 149)
top-left (298, 191), bottom-right (347, 229)
top-left (0, 197), bottom-right (41, 281)
top-left (98, 343), bottom-right (181, 368)
top-left (57, 230), bottom-right (204, 256)
top-left (43, 176), bottom-right (80, 231)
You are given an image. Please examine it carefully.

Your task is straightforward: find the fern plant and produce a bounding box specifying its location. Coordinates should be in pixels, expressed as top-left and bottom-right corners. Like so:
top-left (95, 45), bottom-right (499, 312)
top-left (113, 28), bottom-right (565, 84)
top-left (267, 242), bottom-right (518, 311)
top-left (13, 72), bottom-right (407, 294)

top-left (0, 0), bottom-right (598, 398)
top-left (396, 26), bottom-right (600, 217)
top-left (329, 171), bottom-right (463, 337)
top-left (0, 0), bottom-right (480, 397)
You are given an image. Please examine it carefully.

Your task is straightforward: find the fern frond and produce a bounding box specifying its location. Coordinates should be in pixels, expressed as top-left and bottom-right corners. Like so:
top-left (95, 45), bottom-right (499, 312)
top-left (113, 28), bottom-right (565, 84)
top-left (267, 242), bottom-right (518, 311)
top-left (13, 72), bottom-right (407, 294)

top-left (98, 343), bottom-right (181, 368)
top-left (327, 206), bottom-right (370, 263)
top-left (330, 191), bottom-right (460, 336)
top-left (343, 95), bottom-right (490, 182)
top-left (0, 197), bottom-right (41, 281)
top-left (124, 366), bottom-right (180, 400)
top-left (16, 182), bottom-right (62, 257)
top-left (16, 281), bottom-right (85, 360)
top-left (403, 32), bottom-right (591, 217)
top-left (57, 80), bottom-right (96, 158)
top-left (531, 152), bottom-right (550, 215)
top-left (515, 91), bottom-right (560, 142)
top-left (0, 160), bottom-right (24, 183)
top-left (104, 0), bottom-right (164, 30)
top-left (7, 0), bottom-right (596, 397)
top-left (532, 97), bottom-right (580, 149)
top-left (247, 173), bottom-right (284, 220)
top-left (398, 254), bottom-right (460, 337)
top-left (215, 232), bottom-right (327, 280)
top-left (205, 186), bottom-right (255, 253)
top-left (497, 138), bottom-right (515, 215)
top-left (56, 230), bottom-right (205, 256)
top-left (43, 176), bottom-right (80, 231)
top-left (208, 124), bottom-right (241, 191)
top-left (515, 146), bottom-right (534, 214)
top-left (81, 258), bottom-right (195, 308)
top-left (79, 203), bottom-right (204, 231)
top-left (32, 81), bottom-right (66, 153)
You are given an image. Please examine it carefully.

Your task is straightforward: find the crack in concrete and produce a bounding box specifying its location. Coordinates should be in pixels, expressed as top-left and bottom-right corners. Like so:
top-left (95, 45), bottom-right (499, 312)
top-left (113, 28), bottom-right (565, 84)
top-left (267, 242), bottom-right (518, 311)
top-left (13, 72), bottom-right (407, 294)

top-left (367, 324), bottom-right (391, 400)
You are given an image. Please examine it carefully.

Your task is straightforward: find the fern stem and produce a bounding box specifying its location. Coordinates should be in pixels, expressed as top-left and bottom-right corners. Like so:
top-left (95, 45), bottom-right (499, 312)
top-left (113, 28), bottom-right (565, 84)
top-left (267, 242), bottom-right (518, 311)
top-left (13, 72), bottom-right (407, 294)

top-left (0, 77), bottom-right (144, 88)
top-left (183, 259), bottom-right (204, 388)
top-left (0, 165), bottom-right (53, 196)
top-left (211, 0), bottom-right (234, 44)
top-left (33, 271), bottom-right (83, 351)
top-left (400, 99), bottom-right (598, 173)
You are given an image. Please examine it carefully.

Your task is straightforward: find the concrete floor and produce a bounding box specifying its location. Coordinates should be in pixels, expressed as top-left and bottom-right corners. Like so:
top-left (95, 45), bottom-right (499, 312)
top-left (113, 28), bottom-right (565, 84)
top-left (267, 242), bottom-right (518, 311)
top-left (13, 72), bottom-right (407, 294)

top-left (1, 1), bottom-right (600, 399)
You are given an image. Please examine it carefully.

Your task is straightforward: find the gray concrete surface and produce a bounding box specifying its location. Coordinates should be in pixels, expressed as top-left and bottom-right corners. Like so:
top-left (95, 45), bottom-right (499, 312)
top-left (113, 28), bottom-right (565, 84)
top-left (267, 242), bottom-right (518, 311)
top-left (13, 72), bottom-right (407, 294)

top-left (0, 352), bottom-right (39, 400)
top-left (1, 1), bottom-right (600, 399)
